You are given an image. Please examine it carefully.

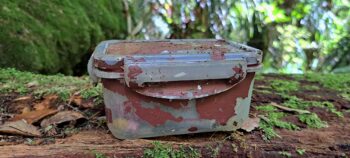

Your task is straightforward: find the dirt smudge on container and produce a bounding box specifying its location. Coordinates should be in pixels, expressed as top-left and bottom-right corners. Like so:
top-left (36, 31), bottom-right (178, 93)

top-left (127, 65), bottom-right (143, 80)
top-left (211, 51), bottom-right (225, 60)
top-left (188, 126), bottom-right (198, 132)
top-left (124, 100), bottom-right (183, 126)
top-left (196, 73), bottom-right (254, 125)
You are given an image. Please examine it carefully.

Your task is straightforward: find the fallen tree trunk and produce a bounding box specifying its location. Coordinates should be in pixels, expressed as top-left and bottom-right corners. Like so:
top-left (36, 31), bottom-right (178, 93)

top-left (1, 74), bottom-right (350, 157)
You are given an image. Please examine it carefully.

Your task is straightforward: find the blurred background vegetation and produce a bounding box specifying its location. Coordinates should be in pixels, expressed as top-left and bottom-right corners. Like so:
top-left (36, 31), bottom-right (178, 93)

top-left (0, 0), bottom-right (349, 75)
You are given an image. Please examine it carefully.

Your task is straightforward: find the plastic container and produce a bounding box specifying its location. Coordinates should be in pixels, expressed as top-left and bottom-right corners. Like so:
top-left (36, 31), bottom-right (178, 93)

top-left (88, 39), bottom-right (262, 139)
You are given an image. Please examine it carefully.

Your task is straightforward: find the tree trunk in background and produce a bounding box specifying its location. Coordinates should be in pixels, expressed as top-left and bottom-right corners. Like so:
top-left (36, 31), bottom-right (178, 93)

top-left (0, 0), bottom-right (128, 75)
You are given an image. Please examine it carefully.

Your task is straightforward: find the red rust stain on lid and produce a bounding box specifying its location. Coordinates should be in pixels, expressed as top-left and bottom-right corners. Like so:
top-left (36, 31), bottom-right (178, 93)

top-left (232, 66), bottom-right (242, 74)
top-left (247, 63), bottom-right (259, 67)
top-left (106, 41), bottom-right (232, 55)
top-left (105, 108), bottom-right (112, 123)
top-left (94, 59), bottom-right (124, 72)
top-left (127, 65), bottom-right (143, 80)
top-left (129, 57), bottom-right (146, 62)
top-left (188, 126), bottom-right (198, 132)
top-left (211, 52), bottom-right (225, 60)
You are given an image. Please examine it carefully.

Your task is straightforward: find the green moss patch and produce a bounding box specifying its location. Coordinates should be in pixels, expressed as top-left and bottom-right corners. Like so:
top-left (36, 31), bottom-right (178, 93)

top-left (267, 112), bottom-right (300, 130)
top-left (257, 91), bottom-right (343, 140)
top-left (259, 121), bottom-right (280, 141)
top-left (0, 68), bottom-right (101, 102)
top-left (258, 109), bottom-right (300, 140)
top-left (0, 0), bottom-right (127, 74)
top-left (298, 113), bottom-right (328, 128)
top-left (270, 79), bottom-right (299, 93)
top-left (305, 73), bottom-right (350, 91)
top-left (282, 95), bottom-right (343, 117)
top-left (254, 74), bottom-right (265, 81)
top-left (296, 149), bottom-right (306, 155)
top-left (305, 73), bottom-right (350, 101)
top-left (302, 85), bottom-right (320, 91)
top-left (144, 141), bottom-right (201, 158)
top-left (278, 151), bottom-right (292, 158)
top-left (255, 105), bottom-right (278, 112)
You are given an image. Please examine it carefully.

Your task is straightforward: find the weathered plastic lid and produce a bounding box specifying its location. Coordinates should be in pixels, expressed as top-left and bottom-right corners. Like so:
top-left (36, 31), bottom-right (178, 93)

top-left (88, 39), bottom-right (262, 99)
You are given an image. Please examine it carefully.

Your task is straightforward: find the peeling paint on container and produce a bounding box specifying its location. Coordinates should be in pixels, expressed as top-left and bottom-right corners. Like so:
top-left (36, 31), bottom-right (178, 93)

top-left (88, 39), bottom-right (262, 139)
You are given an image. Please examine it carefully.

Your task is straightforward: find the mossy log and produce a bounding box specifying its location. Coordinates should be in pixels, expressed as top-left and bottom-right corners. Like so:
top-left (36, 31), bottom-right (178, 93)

top-left (0, 71), bottom-right (350, 157)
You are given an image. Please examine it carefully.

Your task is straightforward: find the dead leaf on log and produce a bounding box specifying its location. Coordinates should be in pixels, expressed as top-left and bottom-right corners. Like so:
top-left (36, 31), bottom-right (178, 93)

top-left (40, 111), bottom-right (85, 127)
top-left (13, 96), bottom-right (32, 102)
top-left (10, 109), bottom-right (58, 124)
top-left (241, 117), bottom-right (260, 132)
top-left (11, 96), bottom-right (32, 114)
top-left (21, 107), bottom-right (31, 114)
top-left (34, 95), bottom-right (58, 110)
top-left (0, 120), bottom-right (41, 137)
top-left (70, 95), bottom-right (94, 108)
top-left (71, 95), bottom-right (82, 106)
top-left (10, 94), bottom-right (60, 124)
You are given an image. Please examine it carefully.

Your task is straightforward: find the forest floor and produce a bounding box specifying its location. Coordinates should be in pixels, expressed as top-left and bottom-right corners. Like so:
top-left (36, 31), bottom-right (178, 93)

top-left (0, 68), bottom-right (350, 158)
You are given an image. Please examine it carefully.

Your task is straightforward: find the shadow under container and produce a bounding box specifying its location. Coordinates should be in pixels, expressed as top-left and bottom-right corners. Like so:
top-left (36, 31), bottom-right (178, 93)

top-left (88, 39), bottom-right (262, 139)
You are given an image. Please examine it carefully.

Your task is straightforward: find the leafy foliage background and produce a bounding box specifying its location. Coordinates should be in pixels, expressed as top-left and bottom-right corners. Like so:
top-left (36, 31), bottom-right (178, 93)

top-left (0, 0), bottom-right (349, 74)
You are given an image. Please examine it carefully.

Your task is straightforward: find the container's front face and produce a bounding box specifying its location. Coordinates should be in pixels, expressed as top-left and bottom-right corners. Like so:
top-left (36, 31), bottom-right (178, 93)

top-left (102, 73), bottom-right (255, 139)
top-left (89, 39), bottom-right (262, 139)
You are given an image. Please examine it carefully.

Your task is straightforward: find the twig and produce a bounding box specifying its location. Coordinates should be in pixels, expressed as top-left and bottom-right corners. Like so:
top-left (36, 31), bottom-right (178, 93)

top-left (64, 103), bottom-right (82, 113)
top-left (123, 0), bottom-right (132, 35)
top-left (65, 88), bottom-right (90, 113)
top-left (257, 115), bottom-right (270, 122)
top-left (88, 111), bottom-right (100, 120)
top-left (0, 113), bottom-right (14, 117)
top-left (270, 102), bottom-right (310, 114)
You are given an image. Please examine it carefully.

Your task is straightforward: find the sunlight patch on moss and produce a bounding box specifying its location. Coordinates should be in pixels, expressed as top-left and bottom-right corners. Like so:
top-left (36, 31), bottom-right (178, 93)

top-left (302, 85), bottom-right (320, 91)
top-left (296, 149), bottom-right (306, 155)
